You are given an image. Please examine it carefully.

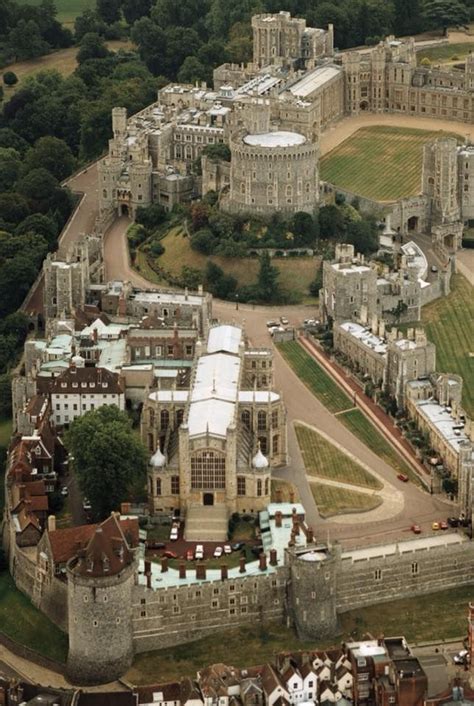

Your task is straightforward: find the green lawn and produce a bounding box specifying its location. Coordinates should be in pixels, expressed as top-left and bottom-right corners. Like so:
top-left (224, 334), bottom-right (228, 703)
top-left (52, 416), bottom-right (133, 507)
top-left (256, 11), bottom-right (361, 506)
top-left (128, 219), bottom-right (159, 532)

top-left (338, 408), bottom-right (420, 484)
top-left (422, 274), bottom-right (474, 418)
top-left (277, 341), bottom-right (353, 414)
top-left (17, 0), bottom-right (94, 26)
top-left (320, 126), bottom-right (462, 202)
top-left (0, 418), bottom-right (11, 516)
top-left (127, 583), bottom-right (474, 684)
top-left (417, 42), bottom-right (474, 66)
top-left (0, 572), bottom-right (68, 663)
top-left (295, 423), bottom-right (382, 489)
top-left (310, 482), bottom-right (381, 517)
top-left (0, 418), bottom-right (12, 447)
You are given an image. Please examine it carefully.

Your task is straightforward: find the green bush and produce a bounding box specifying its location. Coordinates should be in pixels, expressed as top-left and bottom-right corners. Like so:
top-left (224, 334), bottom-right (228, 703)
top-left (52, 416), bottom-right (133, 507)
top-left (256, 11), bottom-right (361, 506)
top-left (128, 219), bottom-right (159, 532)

top-left (3, 72), bottom-right (18, 86)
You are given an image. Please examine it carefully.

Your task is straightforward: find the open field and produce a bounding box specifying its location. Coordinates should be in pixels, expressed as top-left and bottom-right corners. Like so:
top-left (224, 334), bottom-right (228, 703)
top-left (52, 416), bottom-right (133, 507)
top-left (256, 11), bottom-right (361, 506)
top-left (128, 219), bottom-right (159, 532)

top-left (0, 572), bottom-right (68, 663)
top-left (295, 423), bottom-right (382, 489)
top-left (320, 126), bottom-right (462, 201)
top-left (127, 584), bottom-right (474, 684)
top-left (422, 275), bottom-right (474, 418)
top-left (277, 341), bottom-right (353, 414)
top-left (0, 418), bottom-right (12, 448)
top-left (417, 42), bottom-right (474, 66)
top-left (310, 482), bottom-right (381, 517)
top-left (154, 226), bottom-right (319, 300)
top-left (338, 408), bottom-right (421, 484)
top-left (17, 0), bottom-right (94, 27)
top-left (0, 41), bottom-right (134, 96)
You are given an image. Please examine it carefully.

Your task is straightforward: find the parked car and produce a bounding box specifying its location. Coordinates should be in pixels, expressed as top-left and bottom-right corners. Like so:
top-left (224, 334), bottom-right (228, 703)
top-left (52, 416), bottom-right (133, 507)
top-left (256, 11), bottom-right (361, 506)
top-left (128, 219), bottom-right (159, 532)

top-left (447, 517), bottom-right (459, 527)
top-left (411, 524), bottom-right (421, 534)
top-left (186, 549), bottom-right (194, 561)
top-left (266, 320), bottom-right (278, 329)
top-left (60, 485), bottom-right (69, 497)
top-left (397, 474), bottom-right (409, 482)
top-left (213, 546), bottom-right (223, 558)
top-left (431, 265), bottom-right (438, 273)
top-left (170, 527), bottom-right (178, 541)
top-left (432, 521), bottom-right (440, 531)
top-left (195, 544), bottom-right (204, 560)
top-left (224, 544), bottom-right (232, 555)
top-left (163, 550), bottom-right (177, 559)
top-left (232, 542), bottom-right (245, 551)
top-left (280, 316), bottom-right (289, 325)
top-left (82, 497), bottom-right (92, 511)
top-left (440, 520), bottom-right (448, 530)
top-left (453, 649), bottom-right (468, 665)
top-left (146, 541), bottom-right (165, 550)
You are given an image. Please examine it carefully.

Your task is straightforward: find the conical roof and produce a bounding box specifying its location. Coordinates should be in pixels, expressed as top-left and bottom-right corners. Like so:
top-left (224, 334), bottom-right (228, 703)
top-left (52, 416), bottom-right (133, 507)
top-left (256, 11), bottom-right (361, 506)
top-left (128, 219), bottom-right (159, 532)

top-left (252, 443), bottom-right (269, 469)
top-left (150, 446), bottom-right (166, 467)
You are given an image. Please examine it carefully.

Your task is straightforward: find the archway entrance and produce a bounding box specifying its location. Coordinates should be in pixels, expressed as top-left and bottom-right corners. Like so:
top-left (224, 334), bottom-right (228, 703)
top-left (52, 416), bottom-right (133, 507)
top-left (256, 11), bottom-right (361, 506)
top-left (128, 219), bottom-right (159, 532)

top-left (444, 233), bottom-right (455, 250)
top-left (407, 216), bottom-right (419, 232)
top-left (359, 100), bottom-right (369, 111)
top-left (203, 493), bottom-right (214, 506)
top-left (120, 203), bottom-right (129, 216)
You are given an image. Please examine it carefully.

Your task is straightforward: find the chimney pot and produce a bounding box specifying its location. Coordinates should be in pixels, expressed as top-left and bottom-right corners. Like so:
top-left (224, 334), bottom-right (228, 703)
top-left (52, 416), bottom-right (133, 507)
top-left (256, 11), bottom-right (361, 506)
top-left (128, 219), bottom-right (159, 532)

top-left (146, 572), bottom-right (152, 589)
top-left (259, 553), bottom-right (267, 571)
top-left (161, 556), bottom-right (168, 573)
top-left (306, 527), bottom-right (314, 543)
top-left (275, 511), bottom-right (282, 528)
top-left (47, 515), bottom-right (56, 533)
top-left (179, 562), bottom-right (186, 579)
top-left (196, 563), bottom-right (206, 580)
top-left (269, 548), bottom-right (278, 566)
top-left (221, 564), bottom-right (228, 580)
top-left (239, 556), bottom-right (246, 573)
top-left (144, 559), bottom-right (151, 574)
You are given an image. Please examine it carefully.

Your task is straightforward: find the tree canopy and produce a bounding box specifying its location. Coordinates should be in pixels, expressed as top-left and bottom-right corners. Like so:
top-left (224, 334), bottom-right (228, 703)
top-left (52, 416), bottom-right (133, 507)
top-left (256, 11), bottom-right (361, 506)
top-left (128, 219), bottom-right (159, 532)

top-left (66, 406), bottom-right (148, 520)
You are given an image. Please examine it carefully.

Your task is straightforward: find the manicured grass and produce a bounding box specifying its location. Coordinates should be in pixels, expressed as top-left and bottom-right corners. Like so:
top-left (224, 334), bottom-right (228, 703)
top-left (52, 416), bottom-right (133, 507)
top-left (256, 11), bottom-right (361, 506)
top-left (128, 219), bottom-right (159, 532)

top-left (320, 126), bottom-right (462, 201)
top-left (153, 226), bottom-right (319, 299)
top-left (310, 482), bottom-right (381, 517)
top-left (338, 408), bottom-right (421, 485)
top-left (422, 274), bottom-right (474, 418)
top-left (0, 418), bottom-right (12, 447)
top-left (0, 572), bottom-right (68, 663)
top-left (277, 341), bottom-right (353, 414)
top-left (295, 422), bottom-right (382, 490)
top-left (127, 622), bottom-right (326, 685)
top-left (417, 42), bottom-right (474, 65)
top-left (0, 418), bottom-right (11, 516)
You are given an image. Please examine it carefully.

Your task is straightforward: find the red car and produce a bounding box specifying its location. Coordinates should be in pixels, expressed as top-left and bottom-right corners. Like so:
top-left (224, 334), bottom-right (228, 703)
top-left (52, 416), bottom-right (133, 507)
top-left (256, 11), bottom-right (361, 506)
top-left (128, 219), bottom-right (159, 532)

top-left (397, 474), bottom-right (409, 482)
top-left (440, 520), bottom-right (448, 530)
top-left (411, 524), bottom-right (421, 534)
top-left (163, 550), bottom-right (177, 559)
top-left (186, 549), bottom-right (194, 561)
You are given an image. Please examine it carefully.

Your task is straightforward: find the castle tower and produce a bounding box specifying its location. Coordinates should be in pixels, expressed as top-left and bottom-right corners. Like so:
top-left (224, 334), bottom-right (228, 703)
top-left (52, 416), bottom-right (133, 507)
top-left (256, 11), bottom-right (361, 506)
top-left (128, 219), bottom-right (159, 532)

top-left (422, 138), bottom-right (461, 225)
top-left (112, 106), bottom-right (127, 139)
top-left (465, 51), bottom-right (474, 91)
top-left (370, 45), bottom-right (386, 113)
top-left (342, 53), bottom-right (361, 114)
top-left (66, 515), bottom-right (137, 685)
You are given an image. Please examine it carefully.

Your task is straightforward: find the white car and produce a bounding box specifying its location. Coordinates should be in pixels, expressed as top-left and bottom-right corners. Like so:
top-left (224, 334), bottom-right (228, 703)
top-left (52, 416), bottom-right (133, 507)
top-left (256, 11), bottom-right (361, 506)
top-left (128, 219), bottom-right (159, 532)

top-left (453, 649), bottom-right (468, 664)
top-left (60, 485), bottom-right (69, 497)
top-left (280, 316), bottom-right (289, 325)
top-left (266, 320), bottom-right (278, 329)
top-left (213, 546), bottom-right (223, 558)
top-left (195, 544), bottom-right (204, 560)
top-left (170, 527), bottom-right (178, 541)
top-left (224, 544), bottom-right (232, 555)
top-left (82, 497), bottom-right (91, 511)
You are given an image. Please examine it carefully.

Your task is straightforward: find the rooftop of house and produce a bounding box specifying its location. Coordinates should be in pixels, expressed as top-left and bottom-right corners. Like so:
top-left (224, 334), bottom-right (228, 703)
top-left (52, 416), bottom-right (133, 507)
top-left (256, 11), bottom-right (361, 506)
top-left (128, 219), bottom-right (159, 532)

top-left (415, 399), bottom-right (472, 455)
top-left (49, 517), bottom-right (139, 566)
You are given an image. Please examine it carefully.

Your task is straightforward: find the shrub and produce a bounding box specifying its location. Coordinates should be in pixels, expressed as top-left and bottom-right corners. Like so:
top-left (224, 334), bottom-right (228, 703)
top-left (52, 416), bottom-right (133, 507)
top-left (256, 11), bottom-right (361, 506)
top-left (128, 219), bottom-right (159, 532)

top-left (3, 71), bottom-right (18, 86)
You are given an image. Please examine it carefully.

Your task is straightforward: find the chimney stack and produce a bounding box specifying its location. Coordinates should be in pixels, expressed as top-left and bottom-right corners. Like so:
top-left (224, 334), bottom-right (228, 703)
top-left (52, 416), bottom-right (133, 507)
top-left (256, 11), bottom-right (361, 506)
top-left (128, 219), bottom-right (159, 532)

top-left (269, 548), bottom-right (278, 566)
top-left (239, 556), bottom-right (246, 573)
top-left (161, 556), bottom-right (168, 573)
top-left (221, 564), bottom-right (228, 581)
top-left (47, 515), bottom-right (56, 532)
top-left (144, 560), bottom-right (151, 574)
top-left (179, 562), bottom-right (186, 580)
top-left (259, 553), bottom-right (267, 571)
top-left (93, 328), bottom-right (98, 344)
top-left (146, 572), bottom-right (152, 589)
top-left (306, 527), bottom-right (314, 543)
top-left (275, 489), bottom-right (283, 503)
top-left (275, 511), bottom-right (282, 528)
top-left (196, 563), bottom-right (206, 580)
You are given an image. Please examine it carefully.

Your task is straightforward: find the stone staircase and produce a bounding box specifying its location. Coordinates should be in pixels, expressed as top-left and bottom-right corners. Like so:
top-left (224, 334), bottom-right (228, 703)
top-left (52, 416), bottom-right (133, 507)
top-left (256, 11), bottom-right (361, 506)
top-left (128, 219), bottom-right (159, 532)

top-left (185, 504), bottom-right (229, 542)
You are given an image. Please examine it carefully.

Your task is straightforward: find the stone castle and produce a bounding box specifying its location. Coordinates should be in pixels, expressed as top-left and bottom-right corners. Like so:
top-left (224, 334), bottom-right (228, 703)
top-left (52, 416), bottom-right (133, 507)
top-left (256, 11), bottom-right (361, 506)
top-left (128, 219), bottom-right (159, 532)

top-left (97, 10), bottom-right (473, 248)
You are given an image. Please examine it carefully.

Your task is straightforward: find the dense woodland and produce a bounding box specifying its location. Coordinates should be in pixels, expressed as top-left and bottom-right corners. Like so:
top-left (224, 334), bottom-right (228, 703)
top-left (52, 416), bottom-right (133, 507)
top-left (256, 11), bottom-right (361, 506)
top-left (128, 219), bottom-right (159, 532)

top-left (0, 0), bottom-right (472, 409)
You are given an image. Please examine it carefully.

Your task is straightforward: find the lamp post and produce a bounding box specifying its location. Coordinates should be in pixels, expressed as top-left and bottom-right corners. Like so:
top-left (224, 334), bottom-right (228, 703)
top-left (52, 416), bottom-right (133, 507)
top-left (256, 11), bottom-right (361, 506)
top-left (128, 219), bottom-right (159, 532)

top-left (235, 293), bottom-right (239, 311)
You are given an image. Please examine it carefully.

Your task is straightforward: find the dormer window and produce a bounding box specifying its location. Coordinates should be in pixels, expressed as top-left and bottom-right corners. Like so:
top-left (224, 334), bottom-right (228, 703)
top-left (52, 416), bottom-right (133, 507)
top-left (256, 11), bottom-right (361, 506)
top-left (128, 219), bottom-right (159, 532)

top-left (102, 383), bottom-right (108, 389)
top-left (61, 382), bottom-right (67, 388)
top-left (72, 382), bottom-right (78, 388)
top-left (89, 382), bottom-right (95, 388)
top-left (87, 559), bottom-right (94, 573)
top-left (34, 446), bottom-right (41, 455)
top-left (103, 556), bottom-right (110, 573)
top-left (81, 382), bottom-right (87, 388)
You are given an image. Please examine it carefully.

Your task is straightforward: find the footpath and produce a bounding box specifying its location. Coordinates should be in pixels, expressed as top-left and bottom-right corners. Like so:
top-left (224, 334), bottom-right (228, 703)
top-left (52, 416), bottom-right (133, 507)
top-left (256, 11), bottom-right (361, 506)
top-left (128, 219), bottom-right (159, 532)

top-left (298, 335), bottom-right (431, 488)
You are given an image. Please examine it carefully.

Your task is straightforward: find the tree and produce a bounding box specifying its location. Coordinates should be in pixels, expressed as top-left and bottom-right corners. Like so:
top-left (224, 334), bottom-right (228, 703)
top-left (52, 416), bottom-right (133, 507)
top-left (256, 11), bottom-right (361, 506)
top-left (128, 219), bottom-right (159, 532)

top-left (3, 71), bottom-right (18, 86)
top-left (191, 228), bottom-right (216, 254)
top-left (178, 56), bottom-right (207, 84)
top-left (318, 204), bottom-right (346, 240)
top-left (8, 19), bottom-right (49, 60)
top-left (97, 0), bottom-right (122, 25)
top-left (22, 136), bottom-right (76, 182)
top-left (15, 213), bottom-right (59, 247)
top-left (204, 261), bottom-right (237, 299)
top-left (77, 32), bottom-right (111, 63)
top-left (74, 9), bottom-right (106, 40)
top-left (257, 251), bottom-right (280, 302)
top-left (309, 262), bottom-right (323, 297)
top-left (122, 0), bottom-right (153, 24)
top-left (422, 0), bottom-right (470, 34)
top-left (17, 168), bottom-right (59, 202)
top-left (345, 218), bottom-right (379, 254)
top-left (66, 406), bottom-right (148, 520)
top-left (0, 193), bottom-right (30, 226)
top-left (0, 148), bottom-right (21, 192)
top-left (135, 203), bottom-right (167, 230)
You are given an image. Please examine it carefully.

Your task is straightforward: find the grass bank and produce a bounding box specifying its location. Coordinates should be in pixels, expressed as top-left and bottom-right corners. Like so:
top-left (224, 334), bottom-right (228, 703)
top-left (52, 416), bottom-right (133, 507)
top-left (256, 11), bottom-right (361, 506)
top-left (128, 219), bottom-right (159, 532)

top-left (422, 274), bottom-right (474, 418)
top-left (276, 341), bottom-right (353, 414)
top-left (0, 572), bottom-right (68, 663)
top-left (127, 584), bottom-right (473, 685)
top-left (295, 423), bottom-right (382, 489)
top-left (310, 482), bottom-right (381, 517)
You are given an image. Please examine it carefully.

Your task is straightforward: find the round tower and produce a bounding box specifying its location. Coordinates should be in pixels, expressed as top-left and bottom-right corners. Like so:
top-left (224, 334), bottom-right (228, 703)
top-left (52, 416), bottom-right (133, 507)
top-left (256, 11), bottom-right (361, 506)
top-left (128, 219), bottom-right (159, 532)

top-left (66, 515), bottom-right (137, 685)
top-left (288, 543), bottom-right (339, 639)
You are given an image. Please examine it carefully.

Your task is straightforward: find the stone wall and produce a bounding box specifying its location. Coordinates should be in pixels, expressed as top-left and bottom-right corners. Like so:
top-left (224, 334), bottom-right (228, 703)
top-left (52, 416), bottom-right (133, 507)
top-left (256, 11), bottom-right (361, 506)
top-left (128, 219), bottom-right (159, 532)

top-left (131, 567), bottom-right (287, 652)
top-left (38, 577), bottom-right (68, 633)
